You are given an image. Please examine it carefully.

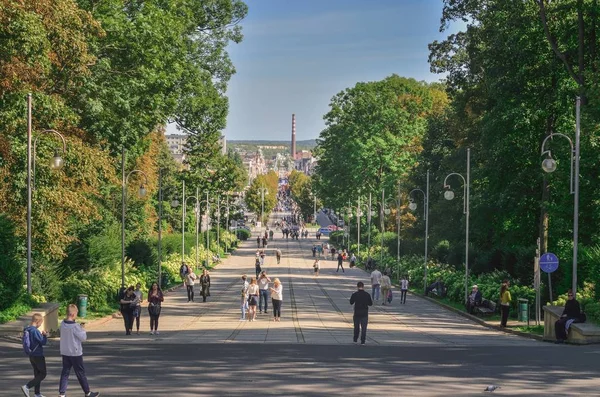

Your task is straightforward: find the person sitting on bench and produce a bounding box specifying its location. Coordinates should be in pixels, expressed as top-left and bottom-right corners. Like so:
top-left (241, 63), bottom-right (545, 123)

top-left (466, 284), bottom-right (482, 314)
top-left (426, 278), bottom-right (446, 297)
top-left (555, 289), bottom-right (583, 344)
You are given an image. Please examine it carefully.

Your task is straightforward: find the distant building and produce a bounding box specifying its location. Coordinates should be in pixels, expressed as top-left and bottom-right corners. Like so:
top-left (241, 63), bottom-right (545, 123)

top-left (293, 150), bottom-right (316, 175)
top-left (165, 134), bottom-right (187, 163)
top-left (165, 132), bottom-right (226, 162)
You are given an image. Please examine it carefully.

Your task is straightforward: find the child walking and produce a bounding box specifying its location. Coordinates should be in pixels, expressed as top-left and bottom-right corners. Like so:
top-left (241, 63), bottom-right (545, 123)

top-left (21, 313), bottom-right (47, 397)
top-left (59, 304), bottom-right (100, 397)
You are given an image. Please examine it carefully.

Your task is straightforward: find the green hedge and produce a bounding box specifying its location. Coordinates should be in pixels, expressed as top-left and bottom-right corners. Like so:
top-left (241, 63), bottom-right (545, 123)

top-left (0, 214), bottom-right (23, 310)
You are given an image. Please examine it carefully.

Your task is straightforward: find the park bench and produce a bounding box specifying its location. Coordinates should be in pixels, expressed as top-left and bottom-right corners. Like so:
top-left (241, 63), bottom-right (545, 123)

top-left (543, 306), bottom-right (600, 345)
top-left (474, 299), bottom-right (496, 316)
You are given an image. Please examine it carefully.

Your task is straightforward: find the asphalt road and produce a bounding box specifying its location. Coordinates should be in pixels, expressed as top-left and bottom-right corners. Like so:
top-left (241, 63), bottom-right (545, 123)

top-left (3, 211), bottom-right (600, 396)
top-left (2, 341), bottom-right (600, 396)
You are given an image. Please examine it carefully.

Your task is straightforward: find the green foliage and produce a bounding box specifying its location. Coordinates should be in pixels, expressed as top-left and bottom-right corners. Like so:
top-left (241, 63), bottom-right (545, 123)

top-left (288, 171), bottom-right (319, 221)
top-left (0, 294), bottom-right (45, 324)
top-left (235, 228), bottom-right (251, 241)
top-left (245, 172), bottom-right (278, 223)
top-left (0, 214), bottom-right (23, 310)
top-left (314, 75), bottom-right (448, 210)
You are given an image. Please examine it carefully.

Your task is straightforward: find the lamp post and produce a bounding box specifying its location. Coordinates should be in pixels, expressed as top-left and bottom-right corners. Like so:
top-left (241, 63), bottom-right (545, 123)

top-left (355, 198), bottom-right (372, 257)
top-left (217, 195), bottom-right (230, 254)
top-left (121, 148), bottom-right (149, 289)
top-left (198, 192), bottom-right (211, 268)
top-left (26, 94), bottom-right (67, 294)
top-left (540, 97), bottom-right (580, 297)
top-left (443, 149), bottom-right (470, 303)
top-left (408, 170), bottom-right (430, 293)
top-left (259, 186), bottom-right (269, 227)
top-left (379, 189), bottom-right (401, 269)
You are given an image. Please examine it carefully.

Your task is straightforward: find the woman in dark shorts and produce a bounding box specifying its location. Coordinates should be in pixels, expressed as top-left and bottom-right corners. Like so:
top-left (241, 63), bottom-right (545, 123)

top-left (247, 277), bottom-right (259, 322)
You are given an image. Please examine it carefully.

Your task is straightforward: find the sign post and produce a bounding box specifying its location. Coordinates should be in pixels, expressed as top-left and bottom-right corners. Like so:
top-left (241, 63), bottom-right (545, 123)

top-left (534, 238), bottom-right (541, 326)
top-left (540, 252), bottom-right (559, 305)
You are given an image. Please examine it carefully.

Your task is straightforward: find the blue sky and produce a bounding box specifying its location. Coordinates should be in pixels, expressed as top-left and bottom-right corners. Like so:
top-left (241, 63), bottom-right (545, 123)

top-left (169, 0), bottom-right (464, 141)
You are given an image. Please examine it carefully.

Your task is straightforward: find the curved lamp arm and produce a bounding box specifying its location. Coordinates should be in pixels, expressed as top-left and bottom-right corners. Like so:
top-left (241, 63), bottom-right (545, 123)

top-left (540, 133), bottom-right (575, 194)
top-left (408, 188), bottom-right (427, 218)
top-left (443, 173), bottom-right (467, 214)
top-left (32, 129), bottom-right (67, 189)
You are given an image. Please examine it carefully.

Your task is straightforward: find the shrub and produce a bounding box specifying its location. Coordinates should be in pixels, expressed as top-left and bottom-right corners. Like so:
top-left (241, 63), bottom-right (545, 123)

top-left (235, 228), bottom-right (251, 241)
top-left (0, 214), bottom-right (23, 310)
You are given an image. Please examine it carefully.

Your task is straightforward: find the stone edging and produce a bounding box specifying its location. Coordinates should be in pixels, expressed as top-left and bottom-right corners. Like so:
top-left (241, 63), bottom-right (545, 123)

top-left (409, 291), bottom-right (545, 342)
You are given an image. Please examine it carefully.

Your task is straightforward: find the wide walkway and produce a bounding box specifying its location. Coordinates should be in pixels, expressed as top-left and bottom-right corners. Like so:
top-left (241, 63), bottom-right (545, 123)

top-left (84, 211), bottom-right (539, 348)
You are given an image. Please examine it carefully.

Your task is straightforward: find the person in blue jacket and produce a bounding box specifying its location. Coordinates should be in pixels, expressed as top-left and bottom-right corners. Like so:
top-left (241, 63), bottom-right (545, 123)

top-left (21, 313), bottom-right (48, 397)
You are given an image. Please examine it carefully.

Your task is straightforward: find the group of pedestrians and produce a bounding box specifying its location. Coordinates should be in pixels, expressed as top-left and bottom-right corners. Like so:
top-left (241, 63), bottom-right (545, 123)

top-left (240, 272), bottom-right (283, 322)
top-left (119, 282), bottom-right (166, 335)
top-left (20, 306), bottom-right (100, 397)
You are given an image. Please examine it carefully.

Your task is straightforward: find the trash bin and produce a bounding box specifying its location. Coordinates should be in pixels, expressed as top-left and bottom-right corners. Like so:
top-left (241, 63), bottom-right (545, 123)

top-left (77, 294), bottom-right (88, 318)
top-left (518, 298), bottom-right (528, 322)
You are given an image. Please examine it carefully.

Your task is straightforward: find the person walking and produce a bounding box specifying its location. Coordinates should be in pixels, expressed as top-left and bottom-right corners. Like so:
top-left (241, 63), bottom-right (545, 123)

top-left (258, 271), bottom-right (271, 314)
top-left (270, 278), bottom-right (283, 322)
top-left (185, 269), bottom-right (197, 302)
top-left (380, 272), bottom-right (392, 305)
top-left (276, 248), bottom-right (282, 264)
top-left (370, 268), bottom-right (382, 302)
top-left (148, 282), bottom-right (164, 335)
top-left (133, 283), bottom-right (144, 335)
top-left (58, 304), bottom-right (100, 397)
top-left (199, 269), bottom-right (211, 302)
top-left (500, 280), bottom-right (512, 327)
top-left (349, 253), bottom-right (356, 268)
top-left (313, 259), bottom-right (320, 277)
top-left (20, 313), bottom-right (47, 397)
top-left (119, 286), bottom-right (136, 335)
top-left (240, 275), bottom-right (249, 321)
top-left (247, 277), bottom-right (259, 321)
top-left (255, 256), bottom-right (262, 278)
top-left (179, 262), bottom-right (189, 284)
top-left (400, 275), bottom-right (409, 304)
top-left (350, 282), bottom-right (373, 345)
top-left (256, 236), bottom-right (261, 248)
top-left (336, 252), bottom-right (345, 273)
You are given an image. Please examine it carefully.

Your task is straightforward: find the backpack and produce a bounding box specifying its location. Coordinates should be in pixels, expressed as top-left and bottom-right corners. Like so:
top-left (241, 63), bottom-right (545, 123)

top-left (22, 328), bottom-right (38, 356)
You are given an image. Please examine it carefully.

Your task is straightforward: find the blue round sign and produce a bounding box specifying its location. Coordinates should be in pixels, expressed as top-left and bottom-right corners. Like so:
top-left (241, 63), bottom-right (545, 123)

top-left (540, 252), bottom-right (559, 273)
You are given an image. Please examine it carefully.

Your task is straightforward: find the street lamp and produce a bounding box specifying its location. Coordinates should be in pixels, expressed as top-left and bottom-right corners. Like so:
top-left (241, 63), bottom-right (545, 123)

top-left (379, 189), bottom-right (401, 268)
top-left (355, 198), bottom-right (373, 257)
top-left (443, 148), bottom-right (470, 303)
top-left (259, 186), bottom-right (269, 227)
top-left (26, 93), bottom-right (68, 294)
top-left (217, 195), bottom-right (230, 254)
top-left (121, 148), bottom-right (149, 289)
top-left (408, 170), bottom-right (430, 293)
top-left (198, 192), bottom-right (211, 268)
top-left (172, 188), bottom-right (200, 268)
top-left (540, 96), bottom-right (581, 297)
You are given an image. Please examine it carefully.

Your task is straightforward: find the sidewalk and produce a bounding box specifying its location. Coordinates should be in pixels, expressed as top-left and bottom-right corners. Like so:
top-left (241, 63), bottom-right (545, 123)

top-left (82, 211), bottom-right (542, 347)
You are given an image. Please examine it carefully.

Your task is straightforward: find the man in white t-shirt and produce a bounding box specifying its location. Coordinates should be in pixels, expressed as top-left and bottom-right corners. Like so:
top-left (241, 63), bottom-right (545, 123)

top-left (370, 268), bottom-right (382, 301)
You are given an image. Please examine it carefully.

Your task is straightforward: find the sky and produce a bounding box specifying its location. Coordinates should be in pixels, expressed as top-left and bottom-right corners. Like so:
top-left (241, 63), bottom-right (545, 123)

top-left (168, 0), bottom-right (465, 141)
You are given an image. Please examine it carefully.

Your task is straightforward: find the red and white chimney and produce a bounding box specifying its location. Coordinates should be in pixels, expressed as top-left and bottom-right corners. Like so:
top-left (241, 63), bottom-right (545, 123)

top-left (291, 113), bottom-right (296, 159)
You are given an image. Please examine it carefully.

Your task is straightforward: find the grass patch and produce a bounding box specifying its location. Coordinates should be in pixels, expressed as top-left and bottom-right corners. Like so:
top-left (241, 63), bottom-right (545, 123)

top-left (513, 325), bottom-right (544, 336)
top-left (0, 295), bottom-right (42, 324)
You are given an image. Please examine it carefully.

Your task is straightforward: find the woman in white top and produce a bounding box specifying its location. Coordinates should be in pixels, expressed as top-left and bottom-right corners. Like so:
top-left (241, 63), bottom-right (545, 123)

top-left (269, 278), bottom-right (283, 322)
top-left (247, 277), bottom-right (259, 321)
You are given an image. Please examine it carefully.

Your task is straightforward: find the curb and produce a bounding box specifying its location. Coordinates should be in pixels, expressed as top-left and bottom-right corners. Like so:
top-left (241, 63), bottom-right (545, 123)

top-left (413, 292), bottom-right (544, 341)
